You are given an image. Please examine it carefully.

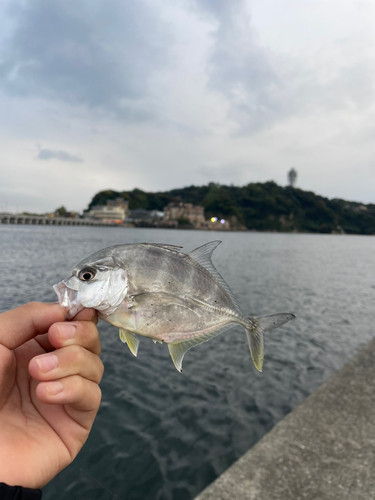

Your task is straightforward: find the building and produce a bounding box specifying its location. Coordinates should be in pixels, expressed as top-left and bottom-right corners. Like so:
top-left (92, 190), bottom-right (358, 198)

top-left (206, 217), bottom-right (231, 230)
top-left (163, 202), bottom-right (205, 227)
top-left (86, 197), bottom-right (129, 222)
top-left (127, 209), bottom-right (164, 226)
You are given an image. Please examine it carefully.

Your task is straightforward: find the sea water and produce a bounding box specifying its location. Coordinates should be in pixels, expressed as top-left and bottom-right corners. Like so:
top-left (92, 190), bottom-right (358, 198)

top-left (1, 226), bottom-right (374, 500)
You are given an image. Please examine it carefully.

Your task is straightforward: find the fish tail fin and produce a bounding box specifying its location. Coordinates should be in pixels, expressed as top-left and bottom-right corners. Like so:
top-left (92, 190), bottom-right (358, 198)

top-left (245, 313), bottom-right (295, 372)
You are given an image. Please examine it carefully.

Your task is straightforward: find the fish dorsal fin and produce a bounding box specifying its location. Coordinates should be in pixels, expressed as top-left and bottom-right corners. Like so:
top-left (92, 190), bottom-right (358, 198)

top-left (188, 240), bottom-right (221, 263)
top-left (119, 329), bottom-right (140, 357)
top-left (187, 241), bottom-right (242, 314)
top-left (146, 243), bottom-right (183, 251)
top-left (168, 322), bottom-right (237, 372)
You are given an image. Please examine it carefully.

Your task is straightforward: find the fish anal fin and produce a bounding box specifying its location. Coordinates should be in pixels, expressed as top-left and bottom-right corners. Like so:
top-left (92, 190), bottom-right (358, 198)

top-left (119, 329), bottom-right (140, 357)
top-left (168, 322), bottom-right (237, 372)
top-left (168, 343), bottom-right (187, 373)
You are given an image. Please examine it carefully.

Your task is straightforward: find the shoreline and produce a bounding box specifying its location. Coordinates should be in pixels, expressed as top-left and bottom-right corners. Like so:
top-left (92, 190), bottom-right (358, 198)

top-left (1, 220), bottom-right (375, 236)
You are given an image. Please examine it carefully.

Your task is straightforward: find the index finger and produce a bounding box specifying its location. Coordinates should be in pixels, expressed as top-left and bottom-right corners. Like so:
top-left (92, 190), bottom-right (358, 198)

top-left (0, 302), bottom-right (66, 350)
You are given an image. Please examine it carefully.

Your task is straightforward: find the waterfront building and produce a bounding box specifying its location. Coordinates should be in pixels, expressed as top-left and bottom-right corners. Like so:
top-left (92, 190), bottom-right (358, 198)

top-left (127, 209), bottom-right (164, 226)
top-left (163, 202), bottom-right (205, 228)
top-left (86, 197), bottom-right (129, 222)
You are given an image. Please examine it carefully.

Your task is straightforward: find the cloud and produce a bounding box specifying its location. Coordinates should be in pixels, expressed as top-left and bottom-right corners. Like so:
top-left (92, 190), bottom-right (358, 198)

top-left (192, 0), bottom-right (375, 135)
top-left (0, 0), bottom-right (375, 214)
top-left (37, 148), bottom-right (83, 163)
top-left (0, 0), bottom-right (171, 121)
top-left (191, 0), bottom-right (281, 133)
top-left (195, 161), bottom-right (267, 186)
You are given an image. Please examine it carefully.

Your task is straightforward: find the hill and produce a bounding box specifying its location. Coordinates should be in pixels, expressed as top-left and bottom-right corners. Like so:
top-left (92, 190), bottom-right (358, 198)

top-left (87, 182), bottom-right (375, 234)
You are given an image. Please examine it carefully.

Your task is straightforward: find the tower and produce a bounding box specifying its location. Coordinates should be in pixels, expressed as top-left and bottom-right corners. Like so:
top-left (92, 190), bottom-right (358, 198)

top-left (288, 168), bottom-right (297, 187)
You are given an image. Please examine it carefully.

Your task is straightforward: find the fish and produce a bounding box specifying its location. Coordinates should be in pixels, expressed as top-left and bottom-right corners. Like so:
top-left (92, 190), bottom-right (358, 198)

top-left (53, 241), bottom-right (295, 372)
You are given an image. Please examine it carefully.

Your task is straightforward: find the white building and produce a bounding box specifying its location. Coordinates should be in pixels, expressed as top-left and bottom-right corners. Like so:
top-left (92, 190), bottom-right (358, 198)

top-left (86, 198), bottom-right (129, 221)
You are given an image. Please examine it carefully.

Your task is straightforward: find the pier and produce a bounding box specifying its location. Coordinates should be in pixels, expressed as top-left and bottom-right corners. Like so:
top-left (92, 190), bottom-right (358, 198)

top-left (0, 213), bottom-right (117, 226)
top-left (194, 338), bottom-right (375, 500)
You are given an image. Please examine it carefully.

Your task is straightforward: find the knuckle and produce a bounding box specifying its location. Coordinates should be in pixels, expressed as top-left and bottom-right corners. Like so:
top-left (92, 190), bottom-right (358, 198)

top-left (97, 359), bottom-right (105, 380)
top-left (74, 345), bottom-right (86, 363)
top-left (96, 341), bottom-right (102, 355)
top-left (81, 379), bottom-right (101, 407)
top-left (93, 385), bottom-right (102, 406)
top-left (67, 344), bottom-right (85, 363)
top-left (78, 321), bottom-right (98, 340)
top-left (79, 322), bottom-right (101, 352)
top-left (75, 375), bottom-right (86, 393)
top-left (22, 302), bottom-right (41, 313)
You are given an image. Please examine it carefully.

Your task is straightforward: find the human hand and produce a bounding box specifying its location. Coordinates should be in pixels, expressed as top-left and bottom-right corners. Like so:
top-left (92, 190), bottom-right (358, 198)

top-left (0, 302), bottom-right (104, 489)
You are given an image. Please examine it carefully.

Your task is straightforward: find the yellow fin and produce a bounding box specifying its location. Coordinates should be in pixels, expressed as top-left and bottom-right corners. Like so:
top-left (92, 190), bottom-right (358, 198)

top-left (246, 314), bottom-right (296, 372)
top-left (119, 329), bottom-right (139, 357)
top-left (246, 328), bottom-right (264, 372)
top-left (119, 329), bottom-right (127, 343)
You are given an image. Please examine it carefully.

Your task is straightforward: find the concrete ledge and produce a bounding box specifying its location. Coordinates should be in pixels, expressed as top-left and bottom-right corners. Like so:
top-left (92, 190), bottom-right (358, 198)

top-left (194, 338), bottom-right (375, 500)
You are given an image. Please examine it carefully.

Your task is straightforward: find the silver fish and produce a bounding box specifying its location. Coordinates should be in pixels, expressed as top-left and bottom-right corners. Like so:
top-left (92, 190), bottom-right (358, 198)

top-left (54, 241), bottom-right (295, 372)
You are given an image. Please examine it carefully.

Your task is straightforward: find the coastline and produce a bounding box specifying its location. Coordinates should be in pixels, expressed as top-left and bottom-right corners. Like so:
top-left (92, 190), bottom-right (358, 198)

top-left (2, 217), bottom-right (374, 235)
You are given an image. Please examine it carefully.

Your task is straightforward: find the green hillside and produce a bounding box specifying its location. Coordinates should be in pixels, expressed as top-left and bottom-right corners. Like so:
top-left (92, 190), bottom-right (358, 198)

top-left (87, 182), bottom-right (375, 234)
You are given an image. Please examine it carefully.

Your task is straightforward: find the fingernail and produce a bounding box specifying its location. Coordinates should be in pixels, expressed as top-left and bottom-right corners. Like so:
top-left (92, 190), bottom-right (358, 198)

top-left (35, 354), bottom-right (58, 372)
top-left (44, 381), bottom-right (63, 395)
top-left (57, 323), bottom-right (77, 340)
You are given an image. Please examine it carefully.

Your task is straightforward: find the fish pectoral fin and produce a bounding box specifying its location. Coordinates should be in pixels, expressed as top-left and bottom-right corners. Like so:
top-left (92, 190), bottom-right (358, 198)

top-left (119, 329), bottom-right (140, 357)
top-left (168, 322), bottom-right (238, 372)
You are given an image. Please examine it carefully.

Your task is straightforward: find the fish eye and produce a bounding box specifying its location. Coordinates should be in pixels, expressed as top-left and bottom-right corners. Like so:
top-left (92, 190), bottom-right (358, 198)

top-left (78, 267), bottom-right (96, 282)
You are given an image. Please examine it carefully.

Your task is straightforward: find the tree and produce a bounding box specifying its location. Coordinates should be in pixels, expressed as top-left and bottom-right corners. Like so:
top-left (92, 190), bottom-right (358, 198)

top-left (54, 206), bottom-right (68, 217)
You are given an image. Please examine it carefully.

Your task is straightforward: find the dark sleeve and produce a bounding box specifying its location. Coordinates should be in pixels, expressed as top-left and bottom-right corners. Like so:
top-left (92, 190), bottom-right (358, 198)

top-left (0, 483), bottom-right (42, 500)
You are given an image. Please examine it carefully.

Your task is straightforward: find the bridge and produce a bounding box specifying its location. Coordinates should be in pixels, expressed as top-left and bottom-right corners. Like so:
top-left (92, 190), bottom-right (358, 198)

top-left (0, 213), bottom-right (119, 226)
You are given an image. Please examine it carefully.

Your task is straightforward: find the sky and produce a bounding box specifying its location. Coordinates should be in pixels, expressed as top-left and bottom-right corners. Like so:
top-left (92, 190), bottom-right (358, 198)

top-left (0, 0), bottom-right (375, 213)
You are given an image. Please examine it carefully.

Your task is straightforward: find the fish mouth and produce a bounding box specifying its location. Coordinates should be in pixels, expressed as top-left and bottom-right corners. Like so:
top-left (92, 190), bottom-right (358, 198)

top-left (54, 281), bottom-right (85, 320)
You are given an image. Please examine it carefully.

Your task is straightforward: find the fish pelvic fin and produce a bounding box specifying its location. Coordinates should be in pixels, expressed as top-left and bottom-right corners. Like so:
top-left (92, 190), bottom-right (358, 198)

top-left (119, 329), bottom-right (140, 357)
top-left (246, 313), bottom-right (296, 372)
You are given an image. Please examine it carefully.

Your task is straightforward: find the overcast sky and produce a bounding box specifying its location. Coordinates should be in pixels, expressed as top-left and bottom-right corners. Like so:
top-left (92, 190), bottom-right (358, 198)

top-left (1, 0), bottom-right (375, 213)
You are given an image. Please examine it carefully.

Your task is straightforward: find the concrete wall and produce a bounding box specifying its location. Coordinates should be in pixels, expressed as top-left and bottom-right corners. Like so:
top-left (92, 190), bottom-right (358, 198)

top-left (195, 337), bottom-right (375, 500)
